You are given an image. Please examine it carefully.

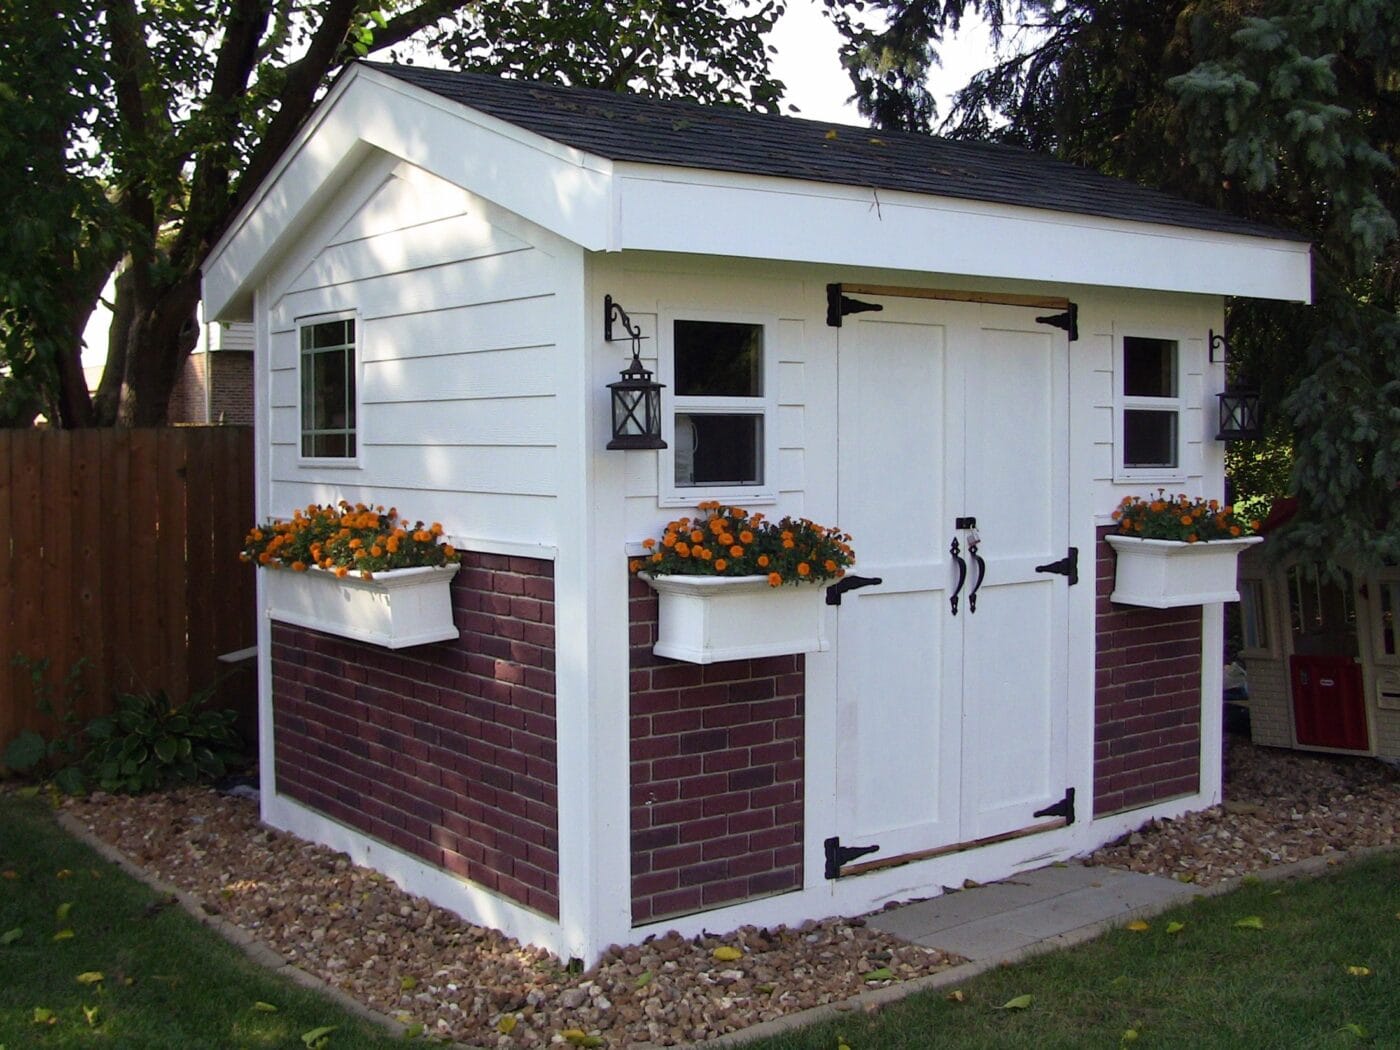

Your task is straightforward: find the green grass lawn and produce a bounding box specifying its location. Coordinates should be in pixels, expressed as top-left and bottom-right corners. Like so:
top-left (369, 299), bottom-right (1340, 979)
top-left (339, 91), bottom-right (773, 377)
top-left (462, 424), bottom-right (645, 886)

top-left (748, 853), bottom-right (1400, 1050)
top-left (0, 793), bottom-right (405, 1049)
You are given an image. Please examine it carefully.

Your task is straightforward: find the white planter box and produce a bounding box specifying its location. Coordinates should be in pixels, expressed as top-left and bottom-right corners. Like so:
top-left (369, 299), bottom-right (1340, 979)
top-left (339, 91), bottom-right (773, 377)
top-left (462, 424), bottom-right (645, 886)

top-left (264, 564), bottom-right (460, 649)
top-left (1105, 535), bottom-right (1263, 609)
top-left (641, 574), bottom-right (832, 664)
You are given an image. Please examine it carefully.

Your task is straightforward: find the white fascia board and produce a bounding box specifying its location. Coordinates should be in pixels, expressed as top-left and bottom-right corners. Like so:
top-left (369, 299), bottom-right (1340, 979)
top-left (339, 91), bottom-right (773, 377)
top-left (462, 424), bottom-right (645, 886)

top-left (613, 165), bottom-right (1313, 304)
top-left (203, 65), bottom-right (614, 322)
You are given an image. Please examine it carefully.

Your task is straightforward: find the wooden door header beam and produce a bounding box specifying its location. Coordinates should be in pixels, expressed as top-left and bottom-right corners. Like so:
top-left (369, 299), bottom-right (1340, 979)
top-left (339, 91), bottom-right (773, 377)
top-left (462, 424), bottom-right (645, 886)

top-left (838, 282), bottom-right (1072, 312)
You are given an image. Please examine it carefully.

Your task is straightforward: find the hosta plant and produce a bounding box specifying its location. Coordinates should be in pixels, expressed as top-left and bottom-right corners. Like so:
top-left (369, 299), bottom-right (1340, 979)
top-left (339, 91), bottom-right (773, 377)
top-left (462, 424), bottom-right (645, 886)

top-left (241, 501), bottom-right (460, 579)
top-left (1113, 490), bottom-right (1261, 543)
top-left (84, 686), bottom-right (243, 794)
top-left (632, 501), bottom-right (855, 586)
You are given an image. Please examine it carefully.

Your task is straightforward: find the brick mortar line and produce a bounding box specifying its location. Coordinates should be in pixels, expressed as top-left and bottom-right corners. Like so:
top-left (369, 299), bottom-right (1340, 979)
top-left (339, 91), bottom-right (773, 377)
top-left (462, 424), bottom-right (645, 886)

top-left (688, 844), bottom-right (1400, 1049)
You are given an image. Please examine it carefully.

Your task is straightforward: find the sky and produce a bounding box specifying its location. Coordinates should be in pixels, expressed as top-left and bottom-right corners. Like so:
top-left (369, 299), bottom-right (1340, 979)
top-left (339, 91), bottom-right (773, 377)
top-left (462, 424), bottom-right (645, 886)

top-left (767, 0), bottom-right (995, 124)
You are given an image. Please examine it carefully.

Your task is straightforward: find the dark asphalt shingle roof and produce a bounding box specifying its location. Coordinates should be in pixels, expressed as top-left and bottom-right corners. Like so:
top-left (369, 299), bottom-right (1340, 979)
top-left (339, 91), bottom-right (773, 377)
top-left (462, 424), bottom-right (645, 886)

top-left (369, 63), bottom-right (1305, 243)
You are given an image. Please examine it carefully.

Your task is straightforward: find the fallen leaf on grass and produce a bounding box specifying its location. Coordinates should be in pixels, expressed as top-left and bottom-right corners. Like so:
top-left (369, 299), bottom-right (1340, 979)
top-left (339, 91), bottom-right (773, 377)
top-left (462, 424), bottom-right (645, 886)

top-left (53, 929), bottom-right (75, 941)
top-left (1233, 916), bottom-right (1265, 930)
top-left (1, 928), bottom-right (21, 945)
top-left (252, 1001), bottom-right (279, 1013)
top-left (75, 971), bottom-right (104, 985)
top-left (1346, 966), bottom-right (1371, 977)
top-left (55, 869), bottom-right (73, 880)
top-left (1337, 1023), bottom-right (1369, 1038)
top-left (1125, 920), bottom-right (1150, 932)
top-left (403, 1023), bottom-right (424, 1038)
top-left (998, 994), bottom-right (1033, 1010)
top-left (1166, 921), bottom-right (1186, 935)
top-left (946, 989), bottom-right (966, 1003)
top-left (55, 902), bottom-right (73, 921)
top-left (32, 1007), bottom-right (56, 1025)
top-left (1121, 1029), bottom-right (1140, 1045)
top-left (863, 967), bottom-right (894, 982)
top-left (83, 1005), bottom-right (100, 1027)
top-left (301, 1026), bottom-right (337, 1048)
top-left (712, 946), bottom-right (743, 962)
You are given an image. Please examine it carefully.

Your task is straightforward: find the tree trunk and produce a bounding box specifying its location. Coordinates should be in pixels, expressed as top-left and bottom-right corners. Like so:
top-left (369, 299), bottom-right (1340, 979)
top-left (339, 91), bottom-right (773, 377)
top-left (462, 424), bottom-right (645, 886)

top-left (109, 269), bottom-right (203, 427)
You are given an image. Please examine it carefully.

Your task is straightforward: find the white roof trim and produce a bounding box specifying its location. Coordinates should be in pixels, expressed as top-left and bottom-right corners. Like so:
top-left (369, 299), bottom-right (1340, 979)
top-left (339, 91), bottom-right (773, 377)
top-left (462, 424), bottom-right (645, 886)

top-left (205, 66), bottom-right (1312, 321)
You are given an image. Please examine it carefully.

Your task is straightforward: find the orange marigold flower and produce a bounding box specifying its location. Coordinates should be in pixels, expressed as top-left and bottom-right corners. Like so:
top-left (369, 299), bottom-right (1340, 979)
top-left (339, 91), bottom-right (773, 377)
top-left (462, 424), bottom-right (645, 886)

top-left (651, 552), bottom-right (663, 563)
top-left (630, 559), bottom-right (642, 572)
top-left (824, 559), bottom-right (837, 572)
top-left (767, 572), bottom-right (782, 587)
top-left (349, 538), bottom-right (363, 549)
top-left (691, 530), bottom-right (705, 543)
top-left (719, 533), bottom-right (735, 546)
top-left (730, 545), bottom-right (744, 558)
top-left (292, 561), bottom-right (307, 572)
top-left (662, 532), bottom-right (677, 548)
top-left (714, 558), bottom-right (728, 571)
top-left (430, 523), bottom-right (443, 536)
top-left (797, 562), bottom-right (811, 576)
top-left (335, 567), bottom-right (349, 578)
top-left (387, 537), bottom-right (400, 553)
top-left (1179, 515), bottom-right (1193, 526)
top-left (739, 530), bottom-right (754, 544)
top-left (1229, 525), bottom-right (1241, 536)
top-left (642, 538), bottom-right (657, 549)
top-left (258, 552), bottom-right (271, 564)
top-left (443, 545), bottom-right (455, 557)
top-left (757, 554), bottom-right (770, 567)
top-left (675, 542), bottom-right (690, 557)
top-left (782, 539), bottom-right (795, 549)
top-left (371, 545), bottom-right (384, 558)
top-left (1187, 533), bottom-right (1199, 543)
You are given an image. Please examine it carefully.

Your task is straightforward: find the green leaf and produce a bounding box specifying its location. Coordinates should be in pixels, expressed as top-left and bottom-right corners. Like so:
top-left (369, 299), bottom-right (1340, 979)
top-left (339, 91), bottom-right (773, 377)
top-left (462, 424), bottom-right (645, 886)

top-left (302, 1025), bottom-right (338, 1048)
top-left (52, 765), bottom-right (85, 795)
top-left (253, 1001), bottom-right (279, 1012)
top-left (634, 970), bottom-right (652, 988)
top-left (399, 975), bottom-right (417, 991)
top-left (863, 967), bottom-right (894, 982)
top-left (154, 736), bottom-right (178, 763)
top-left (55, 901), bottom-right (72, 921)
top-left (1338, 1023), bottom-right (1369, 1038)
top-left (75, 971), bottom-right (104, 985)
top-left (999, 994), bottom-right (1034, 1010)
top-left (1, 928), bottom-right (22, 945)
top-left (1234, 916), bottom-right (1265, 930)
top-left (1166, 921), bottom-right (1186, 934)
top-left (53, 929), bottom-right (75, 941)
top-left (31, 1007), bottom-right (55, 1025)
top-left (4, 730), bottom-right (47, 771)
top-left (83, 1004), bottom-right (100, 1026)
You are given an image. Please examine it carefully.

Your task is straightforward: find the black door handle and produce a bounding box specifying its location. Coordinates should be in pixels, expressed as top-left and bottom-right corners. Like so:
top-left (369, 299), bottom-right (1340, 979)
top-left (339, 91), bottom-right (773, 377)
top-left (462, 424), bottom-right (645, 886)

top-left (967, 538), bottom-right (986, 614)
top-left (950, 538), bottom-right (967, 615)
top-left (826, 574), bottom-right (884, 605)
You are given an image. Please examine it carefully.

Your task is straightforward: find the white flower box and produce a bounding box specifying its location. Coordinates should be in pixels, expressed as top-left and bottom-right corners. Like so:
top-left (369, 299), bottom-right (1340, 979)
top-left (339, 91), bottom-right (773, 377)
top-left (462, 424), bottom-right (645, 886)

top-left (264, 563), bottom-right (460, 649)
top-left (641, 573), bottom-right (832, 664)
top-left (1105, 535), bottom-right (1263, 609)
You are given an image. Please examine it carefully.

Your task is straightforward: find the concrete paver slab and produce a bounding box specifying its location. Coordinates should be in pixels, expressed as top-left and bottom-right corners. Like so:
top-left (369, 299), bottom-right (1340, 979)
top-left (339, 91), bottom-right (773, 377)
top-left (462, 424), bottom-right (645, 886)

top-left (867, 862), bottom-right (1204, 960)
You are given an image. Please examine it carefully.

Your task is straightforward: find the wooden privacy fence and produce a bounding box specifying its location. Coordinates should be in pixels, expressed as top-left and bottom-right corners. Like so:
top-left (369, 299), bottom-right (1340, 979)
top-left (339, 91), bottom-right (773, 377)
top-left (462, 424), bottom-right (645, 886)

top-left (0, 427), bottom-right (255, 751)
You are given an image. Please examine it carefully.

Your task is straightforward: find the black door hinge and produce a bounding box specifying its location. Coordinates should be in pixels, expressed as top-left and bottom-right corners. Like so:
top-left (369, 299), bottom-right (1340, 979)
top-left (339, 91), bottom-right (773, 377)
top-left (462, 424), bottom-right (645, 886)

top-left (1034, 546), bottom-right (1079, 586)
top-left (826, 575), bottom-right (884, 606)
top-left (1034, 302), bottom-right (1078, 341)
top-left (824, 835), bottom-right (879, 879)
top-left (827, 284), bottom-right (884, 327)
top-left (1033, 787), bottom-right (1076, 825)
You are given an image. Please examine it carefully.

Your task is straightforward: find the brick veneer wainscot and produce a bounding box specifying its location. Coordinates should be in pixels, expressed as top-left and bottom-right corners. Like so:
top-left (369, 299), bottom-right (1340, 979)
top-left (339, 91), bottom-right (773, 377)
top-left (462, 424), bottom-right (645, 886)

top-left (1094, 526), bottom-right (1203, 816)
top-left (271, 553), bottom-right (559, 917)
top-left (628, 575), bottom-right (805, 924)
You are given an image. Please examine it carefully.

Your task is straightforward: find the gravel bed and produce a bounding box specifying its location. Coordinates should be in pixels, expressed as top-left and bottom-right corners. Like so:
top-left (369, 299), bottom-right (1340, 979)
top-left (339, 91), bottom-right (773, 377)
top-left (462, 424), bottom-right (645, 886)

top-left (57, 736), bottom-right (1400, 1045)
top-left (60, 790), bottom-right (958, 1047)
top-left (1086, 736), bottom-right (1400, 883)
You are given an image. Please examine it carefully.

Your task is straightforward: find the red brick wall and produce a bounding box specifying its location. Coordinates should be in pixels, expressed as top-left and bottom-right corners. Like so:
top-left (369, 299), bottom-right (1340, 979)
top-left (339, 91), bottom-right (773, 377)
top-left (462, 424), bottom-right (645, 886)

top-left (167, 352), bottom-right (208, 423)
top-left (1094, 527), bottom-right (1203, 816)
top-left (271, 553), bottom-right (559, 917)
top-left (208, 351), bottom-right (254, 425)
top-left (629, 576), bottom-right (805, 924)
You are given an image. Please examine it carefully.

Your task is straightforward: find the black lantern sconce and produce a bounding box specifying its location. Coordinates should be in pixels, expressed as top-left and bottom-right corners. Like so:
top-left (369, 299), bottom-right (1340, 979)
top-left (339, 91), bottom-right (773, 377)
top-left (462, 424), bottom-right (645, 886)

top-left (1209, 328), bottom-right (1264, 441)
top-left (604, 295), bottom-right (667, 450)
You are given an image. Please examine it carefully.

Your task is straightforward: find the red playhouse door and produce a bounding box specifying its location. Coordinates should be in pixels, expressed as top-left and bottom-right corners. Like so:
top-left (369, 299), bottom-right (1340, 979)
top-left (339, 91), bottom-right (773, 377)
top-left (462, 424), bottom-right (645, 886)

top-left (1290, 655), bottom-right (1368, 751)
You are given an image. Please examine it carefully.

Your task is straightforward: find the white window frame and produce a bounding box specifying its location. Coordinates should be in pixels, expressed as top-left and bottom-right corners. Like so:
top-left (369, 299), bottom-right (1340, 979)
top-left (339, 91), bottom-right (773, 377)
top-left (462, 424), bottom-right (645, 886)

top-left (657, 305), bottom-right (779, 508)
top-left (1236, 574), bottom-right (1277, 658)
top-left (1369, 568), bottom-right (1400, 667)
top-left (296, 309), bottom-right (363, 469)
top-left (1113, 328), bottom-right (1186, 482)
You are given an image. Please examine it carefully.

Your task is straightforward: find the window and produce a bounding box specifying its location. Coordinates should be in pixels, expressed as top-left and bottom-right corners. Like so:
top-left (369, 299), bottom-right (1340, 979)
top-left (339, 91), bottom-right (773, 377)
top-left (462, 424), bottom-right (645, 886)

top-left (1375, 573), bottom-right (1400, 661)
top-left (1237, 577), bottom-right (1271, 653)
top-left (1117, 334), bottom-right (1182, 476)
top-left (300, 316), bottom-right (356, 459)
top-left (661, 313), bottom-right (776, 504)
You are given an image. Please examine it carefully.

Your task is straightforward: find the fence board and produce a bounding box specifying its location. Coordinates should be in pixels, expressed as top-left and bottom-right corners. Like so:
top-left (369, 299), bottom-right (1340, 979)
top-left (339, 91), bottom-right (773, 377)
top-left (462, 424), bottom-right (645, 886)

top-left (0, 427), bottom-right (255, 755)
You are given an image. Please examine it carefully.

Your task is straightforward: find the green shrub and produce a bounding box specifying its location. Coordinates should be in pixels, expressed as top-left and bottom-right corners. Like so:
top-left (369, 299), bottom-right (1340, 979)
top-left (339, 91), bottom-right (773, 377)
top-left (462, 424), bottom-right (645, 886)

top-left (1, 656), bottom-right (88, 794)
top-left (84, 686), bottom-right (243, 794)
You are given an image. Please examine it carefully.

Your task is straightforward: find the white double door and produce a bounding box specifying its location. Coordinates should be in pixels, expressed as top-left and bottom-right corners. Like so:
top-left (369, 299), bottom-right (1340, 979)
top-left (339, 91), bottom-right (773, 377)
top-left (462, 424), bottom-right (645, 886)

top-left (834, 299), bottom-right (1070, 864)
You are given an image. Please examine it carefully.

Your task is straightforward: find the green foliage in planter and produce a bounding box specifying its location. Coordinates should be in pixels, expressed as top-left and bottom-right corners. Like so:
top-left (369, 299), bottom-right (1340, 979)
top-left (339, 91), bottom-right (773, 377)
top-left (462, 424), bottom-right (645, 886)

top-left (84, 686), bottom-right (243, 794)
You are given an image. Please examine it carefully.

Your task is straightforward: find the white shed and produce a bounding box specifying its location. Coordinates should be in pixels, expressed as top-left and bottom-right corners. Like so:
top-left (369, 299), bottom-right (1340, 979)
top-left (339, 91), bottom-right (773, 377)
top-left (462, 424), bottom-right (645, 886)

top-left (203, 62), bottom-right (1312, 965)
